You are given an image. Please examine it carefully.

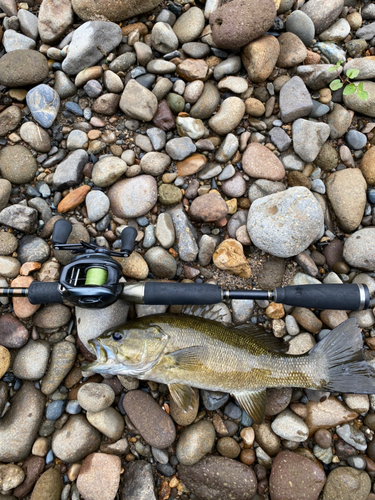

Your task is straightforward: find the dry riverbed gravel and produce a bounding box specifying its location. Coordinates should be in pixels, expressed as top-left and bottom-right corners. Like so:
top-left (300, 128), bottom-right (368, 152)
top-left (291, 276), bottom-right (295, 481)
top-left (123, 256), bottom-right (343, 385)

top-left (2, 0), bottom-right (375, 499)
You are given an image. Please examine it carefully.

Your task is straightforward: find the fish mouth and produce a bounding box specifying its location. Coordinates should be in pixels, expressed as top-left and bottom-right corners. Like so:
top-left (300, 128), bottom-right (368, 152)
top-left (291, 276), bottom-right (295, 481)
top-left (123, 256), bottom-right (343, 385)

top-left (88, 339), bottom-right (109, 363)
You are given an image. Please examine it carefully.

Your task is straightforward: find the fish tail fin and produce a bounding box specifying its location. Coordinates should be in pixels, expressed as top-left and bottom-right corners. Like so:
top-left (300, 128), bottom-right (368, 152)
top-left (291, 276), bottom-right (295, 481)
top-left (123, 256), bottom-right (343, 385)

top-left (309, 318), bottom-right (375, 394)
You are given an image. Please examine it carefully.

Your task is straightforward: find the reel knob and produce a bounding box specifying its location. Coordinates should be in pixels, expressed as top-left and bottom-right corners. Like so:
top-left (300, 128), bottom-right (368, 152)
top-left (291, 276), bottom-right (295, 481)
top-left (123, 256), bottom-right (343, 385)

top-left (120, 227), bottom-right (137, 257)
top-left (51, 220), bottom-right (73, 247)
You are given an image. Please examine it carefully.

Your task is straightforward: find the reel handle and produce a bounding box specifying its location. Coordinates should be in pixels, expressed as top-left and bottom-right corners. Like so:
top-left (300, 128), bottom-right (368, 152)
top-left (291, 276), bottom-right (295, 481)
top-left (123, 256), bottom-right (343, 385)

top-left (51, 219), bottom-right (73, 247)
top-left (120, 227), bottom-right (137, 257)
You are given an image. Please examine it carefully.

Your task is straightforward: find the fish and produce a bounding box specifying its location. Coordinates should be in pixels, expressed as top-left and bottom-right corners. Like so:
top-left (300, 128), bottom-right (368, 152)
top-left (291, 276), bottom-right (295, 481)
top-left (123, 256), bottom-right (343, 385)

top-left (84, 314), bottom-right (375, 424)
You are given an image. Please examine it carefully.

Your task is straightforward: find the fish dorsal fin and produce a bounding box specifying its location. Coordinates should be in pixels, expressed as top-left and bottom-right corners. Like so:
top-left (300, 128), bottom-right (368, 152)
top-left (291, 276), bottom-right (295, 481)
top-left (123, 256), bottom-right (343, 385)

top-left (232, 389), bottom-right (266, 424)
top-left (235, 324), bottom-right (288, 353)
top-left (169, 383), bottom-right (195, 412)
top-left (166, 346), bottom-right (207, 370)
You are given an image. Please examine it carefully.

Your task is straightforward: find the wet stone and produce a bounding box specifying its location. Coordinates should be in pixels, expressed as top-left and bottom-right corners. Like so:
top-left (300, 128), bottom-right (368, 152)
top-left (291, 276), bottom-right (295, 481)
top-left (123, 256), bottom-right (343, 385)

top-left (176, 419), bottom-right (215, 465)
top-left (41, 341), bottom-right (76, 395)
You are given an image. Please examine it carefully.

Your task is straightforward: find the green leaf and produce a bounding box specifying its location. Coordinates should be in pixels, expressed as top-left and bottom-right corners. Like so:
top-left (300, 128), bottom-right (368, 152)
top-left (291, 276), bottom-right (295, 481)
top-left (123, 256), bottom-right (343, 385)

top-left (343, 83), bottom-right (357, 95)
top-left (357, 90), bottom-right (369, 101)
top-left (346, 68), bottom-right (359, 79)
top-left (358, 82), bottom-right (364, 91)
top-left (329, 79), bottom-right (343, 91)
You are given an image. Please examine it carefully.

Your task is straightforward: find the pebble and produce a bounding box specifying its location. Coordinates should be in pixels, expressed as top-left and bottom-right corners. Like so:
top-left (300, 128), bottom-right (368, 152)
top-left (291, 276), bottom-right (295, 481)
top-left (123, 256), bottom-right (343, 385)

top-left (279, 76), bottom-right (312, 122)
top-left (3, 29), bottom-right (36, 51)
top-left (336, 423), bottom-right (367, 452)
top-left (52, 414), bottom-right (101, 462)
top-left (0, 382), bottom-right (45, 461)
top-left (323, 467), bottom-right (371, 500)
top-left (178, 455), bottom-right (257, 500)
top-left (271, 409), bottom-right (309, 442)
top-left (77, 383), bottom-right (115, 412)
top-left (13, 340), bottom-right (50, 380)
top-left (0, 144), bottom-right (37, 184)
top-left (242, 143), bottom-right (285, 180)
top-left (26, 84), bottom-right (60, 128)
top-left (76, 453), bottom-right (121, 500)
top-left (166, 137), bottom-right (196, 160)
top-left (0, 105), bottom-right (22, 137)
top-left (86, 190), bottom-right (110, 222)
top-left (0, 313), bottom-right (29, 348)
top-left (108, 175), bottom-right (157, 218)
top-left (123, 461), bottom-right (157, 500)
top-left (345, 130), bottom-right (367, 150)
top-left (29, 468), bottom-right (62, 500)
top-left (122, 390), bottom-right (176, 448)
top-left (91, 156), bottom-right (128, 188)
top-left (292, 119), bottom-right (330, 162)
top-left (208, 96), bottom-right (245, 136)
top-left (87, 408), bottom-right (125, 440)
top-left (176, 419), bottom-right (215, 465)
top-left (242, 35), bottom-right (280, 83)
top-left (144, 246), bottom-right (177, 278)
top-left (19, 122), bottom-right (51, 153)
top-left (155, 212), bottom-right (175, 249)
top-left (151, 22), bottom-right (179, 54)
top-left (343, 228), bottom-right (375, 271)
top-left (41, 341), bottom-right (76, 395)
top-left (286, 10), bottom-right (315, 46)
top-left (0, 463), bottom-right (25, 491)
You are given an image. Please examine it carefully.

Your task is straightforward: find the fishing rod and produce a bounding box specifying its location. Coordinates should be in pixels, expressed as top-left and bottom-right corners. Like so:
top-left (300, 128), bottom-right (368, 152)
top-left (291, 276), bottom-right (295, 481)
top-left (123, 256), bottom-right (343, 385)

top-left (0, 220), bottom-right (369, 311)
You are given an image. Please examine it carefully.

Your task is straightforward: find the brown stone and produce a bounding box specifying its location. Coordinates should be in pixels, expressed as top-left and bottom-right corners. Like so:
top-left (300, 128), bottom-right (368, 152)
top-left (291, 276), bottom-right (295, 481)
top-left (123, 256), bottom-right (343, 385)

top-left (13, 455), bottom-right (45, 498)
top-left (91, 94), bottom-right (120, 116)
top-left (210, 0), bottom-right (276, 50)
top-left (177, 59), bottom-right (209, 82)
top-left (71, 0), bottom-right (161, 22)
top-left (76, 453), bottom-right (121, 500)
top-left (0, 346), bottom-right (10, 379)
top-left (58, 185), bottom-right (91, 213)
top-left (242, 143), bottom-right (285, 181)
top-left (0, 313), bottom-right (29, 348)
top-left (319, 309), bottom-right (348, 329)
top-left (242, 36), bottom-right (280, 83)
top-left (277, 32), bottom-right (307, 68)
top-left (301, 0), bottom-right (345, 35)
top-left (75, 66), bottom-right (103, 87)
top-left (292, 307), bottom-right (322, 334)
top-left (213, 239), bottom-right (251, 279)
top-left (20, 262), bottom-right (42, 275)
top-left (30, 468), bottom-right (62, 500)
top-left (360, 147), bottom-right (375, 186)
top-left (190, 192), bottom-right (228, 222)
top-left (304, 396), bottom-right (358, 436)
top-left (11, 276), bottom-right (40, 319)
top-left (245, 98), bottom-right (265, 117)
top-left (323, 238), bottom-right (343, 268)
top-left (38, 0), bottom-right (73, 44)
top-left (266, 302), bottom-right (285, 319)
top-left (304, 50), bottom-right (321, 65)
top-left (152, 100), bottom-right (176, 131)
top-left (269, 451), bottom-right (326, 500)
top-left (121, 22), bottom-right (148, 37)
top-left (266, 388), bottom-right (292, 416)
top-left (287, 171), bottom-right (311, 189)
top-left (240, 448), bottom-right (256, 465)
top-left (0, 105), bottom-right (22, 137)
top-left (177, 154), bottom-right (207, 176)
top-left (253, 420), bottom-right (281, 456)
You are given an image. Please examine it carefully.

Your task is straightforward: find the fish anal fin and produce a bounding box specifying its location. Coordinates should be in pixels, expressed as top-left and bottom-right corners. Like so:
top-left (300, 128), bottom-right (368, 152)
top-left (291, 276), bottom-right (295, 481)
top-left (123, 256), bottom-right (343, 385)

top-left (232, 389), bottom-right (266, 424)
top-left (235, 324), bottom-right (288, 353)
top-left (169, 383), bottom-right (195, 412)
top-left (166, 346), bottom-right (207, 370)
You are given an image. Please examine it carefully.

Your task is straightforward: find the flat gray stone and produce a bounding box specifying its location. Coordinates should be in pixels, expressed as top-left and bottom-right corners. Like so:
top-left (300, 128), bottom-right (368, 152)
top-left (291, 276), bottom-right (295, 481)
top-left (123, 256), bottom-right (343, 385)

top-left (279, 76), bottom-right (313, 123)
top-left (122, 461), bottom-right (156, 500)
top-left (168, 204), bottom-right (198, 262)
top-left (53, 149), bottom-right (88, 190)
top-left (292, 119), bottom-right (330, 162)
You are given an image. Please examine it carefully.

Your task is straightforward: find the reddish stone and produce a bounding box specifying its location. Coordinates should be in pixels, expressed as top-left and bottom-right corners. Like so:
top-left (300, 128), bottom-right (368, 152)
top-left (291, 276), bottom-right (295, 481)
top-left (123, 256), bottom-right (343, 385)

top-left (13, 456), bottom-right (45, 498)
top-left (152, 100), bottom-right (176, 131)
top-left (0, 313), bottom-right (29, 348)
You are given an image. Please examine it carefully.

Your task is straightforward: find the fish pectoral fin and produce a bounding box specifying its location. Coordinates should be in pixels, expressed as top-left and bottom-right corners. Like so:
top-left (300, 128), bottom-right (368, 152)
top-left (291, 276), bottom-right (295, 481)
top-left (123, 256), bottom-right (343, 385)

top-left (232, 389), bottom-right (266, 425)
top-left (235, 324), bottom-right (288, 353)
top-left (166, 346), bottom-right (206, 370)
top-left (169, 383), bottom-right (195, 412)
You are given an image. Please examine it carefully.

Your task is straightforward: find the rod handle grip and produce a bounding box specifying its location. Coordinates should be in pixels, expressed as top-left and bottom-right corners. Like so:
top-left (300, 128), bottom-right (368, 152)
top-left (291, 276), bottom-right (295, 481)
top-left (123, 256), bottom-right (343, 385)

top-left (274, 284), bottom-right (369, 311)
top-left (144, 282), bottom-right (222, 305)
top-left (28, 281), bottom-right (63, 305)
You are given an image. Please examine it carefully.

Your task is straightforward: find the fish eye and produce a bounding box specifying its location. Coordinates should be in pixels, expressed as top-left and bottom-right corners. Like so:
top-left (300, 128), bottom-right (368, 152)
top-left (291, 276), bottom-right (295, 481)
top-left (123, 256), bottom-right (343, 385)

top-left (112, 332), bottom-right (123, 341)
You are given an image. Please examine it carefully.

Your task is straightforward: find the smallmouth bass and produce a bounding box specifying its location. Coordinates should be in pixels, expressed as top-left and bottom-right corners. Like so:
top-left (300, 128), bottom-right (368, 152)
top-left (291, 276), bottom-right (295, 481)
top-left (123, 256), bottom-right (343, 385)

top-left (85, 314), bottom-right (375, 423)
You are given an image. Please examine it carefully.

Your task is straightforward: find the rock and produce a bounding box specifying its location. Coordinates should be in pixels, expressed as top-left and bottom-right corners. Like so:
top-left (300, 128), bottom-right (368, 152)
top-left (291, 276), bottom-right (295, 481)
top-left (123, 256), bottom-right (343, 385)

top-left (0, 204), bottom-right (37, 234)
top-left (326, 169), bottom-right (366, 232)
top-left (53, 150), bottom-right (88, 191)
top-left (76, 300), bottom-right (129, 350)
top-left (13, 340), bottom-right (50, 381)
top-left (304, 397), bottom-right (358, 436)
top-left (54, 72), bottom-right (77, 99)
top-left (0, 50), bottom-right (49, 87)
top-left (166, 137), bottom-right (196, 160)
top-left (0, 463), bottom-right (25, 492)
top-left (144, 246), bottom-right (177, 278)
top-left (85, 190), bottom-right (110, 222)
top-left (108, 175), bottom-right (157, 218)
top-left (177, 58), bottom-right (209, 82)
top-left (151, 22), bottom-right (178, 54)
top-left (170, 387), bottom-right (199, 426)
top-left (19, 122), bottom-right (51, 153)
top-left (62, 21), bottom-right (122, 75)
top-left (122, 390), bottom-right (176, 448)
top-left (343, 81), bottom-right (375, 117)
top-left (168, 204), bottom-right (198, 262)
top-left (26, 84), bottom-right (60, 128)
top-left (213, 239), bottom-right (251, 278)
top-left (91, 156), bottom-right (127, 188)
top-left (0, 105), bottom-right (22, 137)
top-left (343, 228), bottom-right (375, 271)
top-left (77, 383), bottom-right (115, 412)
top-left (72, 0), bottom-right (161, 22)
top-left (361, 147), bottom-right (375, 186)
top-left (103, 70), bottom-right (124, 93)
top-left (120, 79), bottom-right (158, 121)
top-left (176, 420), bottom-right (215, 465)
top-left (301, 0), bottom-right (344, 35)
top-left (0, 382), bottom-right (45, 462)
top-left (0, 145), bottom-right (37, 184)
top-left (86, 408), bottom-right (125, 440)
top-left (141, 152), bottom-right (171, 176)
top-left (177, 153), bottom-right (206, 176)
top-left (38, 0), bottom-right (73, 44)
top-left (248, 187), bottom-right (324, 258)
top-left (52, 415), bottom-right (102, 463)
top-left (122, 461), bottom-right (157, 500)
top-left (41, 341), bottom-right (76, 395)
top-left (76, 453), bottom-right (121, 500)
top-left (190, 192), bottom-right (228, 222)
top-left (271, 409), bottom-right (309, 442)
top-left (292, 119), bottom-right (330, 162)
top-left (241, 36), bottom-right (280, 83)
top-left (0, 0), bottom-right (16, 16)
top-left (323, 467), bottom-right (370, 500)
top-left (222, 172), bottom-right (246, 197)
top-left (58, 185), bottom-right (91, 213)
top-left (210, 0), bottom-right (276, 50)
top-left (115, 252), bottom-right (149, 280)
top-left (0, 232), bottom-right (17, 256)
top-left (173, 7), bottom-right (205, 44)
top-left (345, 130), bottom-right (367, 150)
top-left (178, 456), bottom-right (257, 500)
top-left (91, 94), bottom-right (120, 116)
top-left (190, 82), bottom-right (220, 120)
top-left (279, 76), bottom-right (312, 122)
top-left (286, 10), bottom-right (315, 46)
top-left (0, 346), bottom-right (10, 378)
top-left (29, 468), bottom-right (62, 500)
top-left (277, 32), bottom-right (307, 68)
top-left (327, 103), bottom-right (352, 139)
top-left (2, 29), bottom-right (35, 52)
top-left (17, 9), bottom-right (38, 41)
top-left (269, 450), bottom-right (326, 500)
top-left (208, 97), bottom-right (245, 135)
top-left (242, 143), bottom-right (285, 180)
top-left (0, 314), bottom-right (29, 348)
top-left (295, 64), bottom-right (342, 91)
top-left (155, 212), bottom-right (175, 249)
top-left (268, 127), bottom-right (292, 152)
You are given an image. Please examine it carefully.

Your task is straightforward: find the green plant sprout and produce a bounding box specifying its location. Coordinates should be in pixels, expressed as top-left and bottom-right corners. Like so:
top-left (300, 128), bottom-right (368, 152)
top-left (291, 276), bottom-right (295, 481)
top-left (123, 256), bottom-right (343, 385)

top-left (328, 61), bottom-right (368, 100)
